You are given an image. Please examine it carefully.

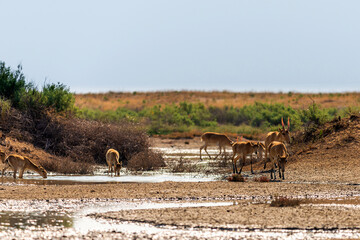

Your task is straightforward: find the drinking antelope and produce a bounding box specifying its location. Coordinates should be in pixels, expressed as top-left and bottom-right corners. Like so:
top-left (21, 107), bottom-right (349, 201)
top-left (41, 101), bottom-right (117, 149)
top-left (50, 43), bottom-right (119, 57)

top-left (231, 141), bottom-right (265, 174)
top-left (200, 132), bottom-right (234, 160)
top-left (106, 148), bottom-right (122, 176)
top-left (2, 154), bottom-right (47, 179)
top-left (268, 141), bottom-right (289, 180)
top-left (264, 117), bottom-right (291, 169)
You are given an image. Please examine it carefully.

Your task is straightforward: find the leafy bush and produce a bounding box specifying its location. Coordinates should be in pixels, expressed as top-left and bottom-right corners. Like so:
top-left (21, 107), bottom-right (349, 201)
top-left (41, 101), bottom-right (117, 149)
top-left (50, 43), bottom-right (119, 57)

top-left (140, 102), bottom-right (217, 135)
top-left (77, 107), bottom-right (139, 123)
top-left (298, 103), bottom-right (332, 126)
top-left (0, 98), bottom-right (11, 121)
top-left (0, 62), bottom-right (27, 108)
top-left (209, 102), bottom-right (300, 130)
top-left (0, 61), bottom-right (75, 114)
top-left (42, 82), bottom-right (74, 112)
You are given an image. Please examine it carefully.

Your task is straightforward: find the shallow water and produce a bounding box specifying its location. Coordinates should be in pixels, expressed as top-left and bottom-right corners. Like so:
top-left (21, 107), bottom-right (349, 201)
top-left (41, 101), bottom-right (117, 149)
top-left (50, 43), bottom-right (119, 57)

top-left (1, 199), bottom-right (360, 239)
top-left (0, 211), bottom-right (72, 229)
top-left (1, 172), bottom-right (220, 185)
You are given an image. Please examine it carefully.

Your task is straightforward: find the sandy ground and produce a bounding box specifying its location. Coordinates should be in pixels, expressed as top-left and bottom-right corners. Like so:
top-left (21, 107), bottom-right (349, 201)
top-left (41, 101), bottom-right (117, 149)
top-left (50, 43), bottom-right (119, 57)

top-left (2, 115), bottom-right (360, 239)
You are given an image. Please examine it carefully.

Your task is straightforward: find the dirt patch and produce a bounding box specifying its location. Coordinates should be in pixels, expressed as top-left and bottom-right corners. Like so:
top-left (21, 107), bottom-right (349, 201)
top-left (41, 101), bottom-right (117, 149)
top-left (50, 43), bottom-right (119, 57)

top-left (0, 181), bottom-right (359, 201)
top-left (93, 200), bottom-right (360, 230)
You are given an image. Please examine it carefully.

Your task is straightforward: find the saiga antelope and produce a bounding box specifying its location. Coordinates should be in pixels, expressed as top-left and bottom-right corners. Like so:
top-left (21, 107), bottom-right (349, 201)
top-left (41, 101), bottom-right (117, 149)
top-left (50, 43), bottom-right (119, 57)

top-left (200, 132), bottom-right (234, 160)
top-left (232, 141), bottom-right (265, 174)
top-left (106, 148), bottom-right (122, 176)
top-left (2, 154), bottom-right (47, 179)
top-left (264, 117), bottom-right (291, 169)
top-left (268, 141), bottom-right (289, 180)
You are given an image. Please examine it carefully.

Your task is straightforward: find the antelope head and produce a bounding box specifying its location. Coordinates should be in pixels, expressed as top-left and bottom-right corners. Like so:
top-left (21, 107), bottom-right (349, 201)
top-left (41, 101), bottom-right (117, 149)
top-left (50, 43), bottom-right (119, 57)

top-left (279, 117), bottom-right (291, 144)
top-left (115, 162), bottom-right (122, 176)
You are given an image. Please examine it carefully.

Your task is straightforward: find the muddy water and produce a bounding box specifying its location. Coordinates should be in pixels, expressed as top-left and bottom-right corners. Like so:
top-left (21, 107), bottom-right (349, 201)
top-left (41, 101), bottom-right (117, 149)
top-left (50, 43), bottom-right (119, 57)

top-left (1, 199), bottom-right (360, 239)
top-left (0, 211), bottom-right (72, 229)
top-left (1, 145), bottom-right (360, 239)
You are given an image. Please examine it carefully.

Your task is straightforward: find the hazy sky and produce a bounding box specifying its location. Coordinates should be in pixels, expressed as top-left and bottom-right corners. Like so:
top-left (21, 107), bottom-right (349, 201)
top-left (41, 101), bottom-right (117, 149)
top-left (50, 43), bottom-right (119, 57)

top-left (1, 1), bottom-right (359, 93)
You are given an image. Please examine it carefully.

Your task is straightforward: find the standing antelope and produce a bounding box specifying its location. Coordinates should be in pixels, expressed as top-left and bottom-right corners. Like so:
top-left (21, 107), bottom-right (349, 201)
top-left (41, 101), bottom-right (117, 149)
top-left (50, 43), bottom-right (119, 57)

top-left (2, 154), bottom-right (47, 179)
top-left (232, 141), bottom-right (265, 174)
top-left (106, 148), bottom-right (122, 176)
top-left (264, 117), bottom-right (291, 169)
top-left (268, 141), bottom-right (289, 180)
top-left (200, 132), bottom-right (234, 160)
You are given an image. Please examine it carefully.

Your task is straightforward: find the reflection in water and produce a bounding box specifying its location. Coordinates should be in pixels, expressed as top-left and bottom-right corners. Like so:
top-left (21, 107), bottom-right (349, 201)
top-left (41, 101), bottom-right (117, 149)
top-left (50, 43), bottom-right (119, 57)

top-left (0, 211), bottom-right (73, 229)
top-left (1, 172), bottom-right (219, 185)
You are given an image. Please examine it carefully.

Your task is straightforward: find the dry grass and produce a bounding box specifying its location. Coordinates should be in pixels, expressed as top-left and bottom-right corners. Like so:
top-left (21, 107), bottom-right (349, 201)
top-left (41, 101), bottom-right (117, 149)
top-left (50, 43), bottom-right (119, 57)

top-left (127, 149), bottom-right (166, 171)
top-left (171, 157), bottom-right (199, 173)
top-left (0, 137), bottom-right (94, 174)
top-left (74, 91), bottom-right (360, 111)
top-left (227, 174), bottom-right (246, 182)
top-left (270, 196), bottom-right (302, 207)
top-left (254, 175), bottom-right (270, 182)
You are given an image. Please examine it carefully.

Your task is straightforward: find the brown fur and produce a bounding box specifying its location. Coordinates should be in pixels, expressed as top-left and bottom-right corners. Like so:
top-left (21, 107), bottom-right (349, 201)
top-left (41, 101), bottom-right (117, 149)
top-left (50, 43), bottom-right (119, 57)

top-left (268, 141), bottom-right (289, 180)
top-left (264, 117), bottom-right (291, 169)
top-left (106, 148), bottom-right (122, 176)
top-left (200, 132), bottom-right (233, 160)
top-left (232, 141), bottom-right (265, 174)
top-left (2, 154), bottom-right (47, 179)
top-left (0, 150), bottom-right (5, 163)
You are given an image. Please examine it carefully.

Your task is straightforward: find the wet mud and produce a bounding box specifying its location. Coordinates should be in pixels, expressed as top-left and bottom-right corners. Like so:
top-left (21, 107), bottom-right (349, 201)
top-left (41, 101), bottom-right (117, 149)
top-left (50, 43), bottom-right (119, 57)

top-left (1, 138), bottom-right (360, 239)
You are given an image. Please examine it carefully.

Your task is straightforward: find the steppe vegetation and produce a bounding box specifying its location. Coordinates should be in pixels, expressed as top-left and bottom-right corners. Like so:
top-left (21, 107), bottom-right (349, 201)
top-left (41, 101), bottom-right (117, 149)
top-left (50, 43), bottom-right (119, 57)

top-left (75, 90), bottom-right (360, 139)
top-left (1, 60), bottom-right (359, 175)
top-left (0, 61), bottom-right (163, 174)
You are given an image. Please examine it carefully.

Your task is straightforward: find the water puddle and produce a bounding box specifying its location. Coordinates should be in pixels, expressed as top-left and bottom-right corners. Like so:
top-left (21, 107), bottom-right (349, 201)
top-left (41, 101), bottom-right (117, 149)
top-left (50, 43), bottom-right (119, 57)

top-left (1, 199), bottom-right (360, 239)
top-left (1, 172), bottom-right (220, 185)
top-left (74, 201), bottom-right (234, 234)
top-left (0, 211), bottom-right (72, 229)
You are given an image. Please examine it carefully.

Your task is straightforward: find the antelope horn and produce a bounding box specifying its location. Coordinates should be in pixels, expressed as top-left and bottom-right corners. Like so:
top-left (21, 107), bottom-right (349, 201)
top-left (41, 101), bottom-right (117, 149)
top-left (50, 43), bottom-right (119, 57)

top-left (281, 117), bottom-right (285, 129)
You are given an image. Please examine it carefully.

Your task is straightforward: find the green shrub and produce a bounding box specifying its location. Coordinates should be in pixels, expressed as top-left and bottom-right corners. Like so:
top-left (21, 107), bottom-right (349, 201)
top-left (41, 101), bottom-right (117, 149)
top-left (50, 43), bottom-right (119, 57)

top-left (0, 61), bottom-right (75, 114)
top-left (0, 62), bottom-right (27, 108)
top-left (209, 102), bottom-right (300, 131)
top-left (0, 98), bottom-right (11, 120)
top-left (298, 103), bottom-right (329, 126)
top-left (42, 82), bottom-right (74, 112)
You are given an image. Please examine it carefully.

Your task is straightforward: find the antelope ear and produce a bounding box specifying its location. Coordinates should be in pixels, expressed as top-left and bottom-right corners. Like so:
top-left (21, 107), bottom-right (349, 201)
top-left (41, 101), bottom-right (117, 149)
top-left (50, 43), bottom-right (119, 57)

top-left (278, 128), bottom-right (282, 132)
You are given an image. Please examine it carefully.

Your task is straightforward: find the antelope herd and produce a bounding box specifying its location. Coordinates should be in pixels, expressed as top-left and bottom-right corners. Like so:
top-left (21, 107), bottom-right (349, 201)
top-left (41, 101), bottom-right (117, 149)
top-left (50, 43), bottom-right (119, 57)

top-left (200, 117), bottom-right (291, 180)
top-left (1, 117), bottom-right (290, 181)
